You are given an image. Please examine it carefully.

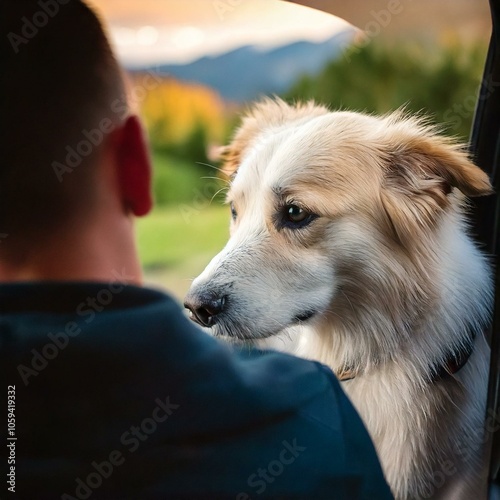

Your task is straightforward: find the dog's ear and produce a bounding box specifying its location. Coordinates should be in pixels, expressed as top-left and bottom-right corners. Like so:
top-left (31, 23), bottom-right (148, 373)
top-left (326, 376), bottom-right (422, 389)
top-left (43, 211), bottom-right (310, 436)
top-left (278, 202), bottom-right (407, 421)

top-left (380, 121), bottom-right (492, 245)
top-left (221, 98), bottom-right (329, 177)
top-left (219, 113), bottom-right (261, 177)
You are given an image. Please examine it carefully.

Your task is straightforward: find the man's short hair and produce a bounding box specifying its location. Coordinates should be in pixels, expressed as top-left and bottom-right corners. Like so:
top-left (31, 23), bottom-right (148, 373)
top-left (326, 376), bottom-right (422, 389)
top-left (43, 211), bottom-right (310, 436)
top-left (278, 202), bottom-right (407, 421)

top-left (3, 0), bottom-right (127, 261)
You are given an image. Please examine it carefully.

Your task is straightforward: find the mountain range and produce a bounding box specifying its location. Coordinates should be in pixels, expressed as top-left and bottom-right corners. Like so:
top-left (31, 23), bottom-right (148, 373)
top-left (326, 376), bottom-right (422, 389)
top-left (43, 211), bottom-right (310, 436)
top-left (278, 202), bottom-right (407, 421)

top-left (132, 29), bottom-right (355, 102)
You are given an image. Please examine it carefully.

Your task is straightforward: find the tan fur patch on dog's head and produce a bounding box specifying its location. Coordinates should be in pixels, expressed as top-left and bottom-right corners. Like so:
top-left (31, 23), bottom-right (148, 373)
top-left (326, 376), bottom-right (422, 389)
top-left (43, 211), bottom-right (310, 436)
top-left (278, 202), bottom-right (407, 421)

top-left (220, 98), bottom-right (329, 176)
top-left (377, 113), bottom-right (492, 246)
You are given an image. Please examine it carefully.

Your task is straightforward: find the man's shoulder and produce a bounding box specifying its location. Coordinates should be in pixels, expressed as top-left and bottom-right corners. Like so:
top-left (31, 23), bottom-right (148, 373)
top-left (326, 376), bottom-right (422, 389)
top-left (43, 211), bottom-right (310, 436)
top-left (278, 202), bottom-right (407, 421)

top-left (1, 281), bottom-right (339, 413)
top-left (3, 281), bottom-right (349, 442)
top-left (2, 283), bottom-right (392, 499)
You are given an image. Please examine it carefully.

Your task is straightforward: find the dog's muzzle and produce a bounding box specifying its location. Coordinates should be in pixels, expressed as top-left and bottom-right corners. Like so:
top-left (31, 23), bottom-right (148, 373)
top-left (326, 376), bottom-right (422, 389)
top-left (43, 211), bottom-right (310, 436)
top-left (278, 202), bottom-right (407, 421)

top-left (184, 291), bottom-right (226, 327)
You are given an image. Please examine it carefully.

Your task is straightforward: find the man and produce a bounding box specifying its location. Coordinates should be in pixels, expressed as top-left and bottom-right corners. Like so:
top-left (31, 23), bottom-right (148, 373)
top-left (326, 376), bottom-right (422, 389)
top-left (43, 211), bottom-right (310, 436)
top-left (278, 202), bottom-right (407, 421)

top-left (1, 1), bottom-right (392, 498)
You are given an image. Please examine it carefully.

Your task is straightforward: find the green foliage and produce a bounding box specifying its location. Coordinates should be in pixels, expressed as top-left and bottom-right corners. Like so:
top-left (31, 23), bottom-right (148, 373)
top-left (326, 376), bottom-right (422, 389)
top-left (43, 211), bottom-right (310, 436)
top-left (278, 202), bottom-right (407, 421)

top-left (137, 205), bottom-right (229, 271)
top-left (151, 150), bottom-right (225, 207)
top-left (153, 122), bottom-right (211, 168)
top-left (285, 42), bottom-right (487, 141)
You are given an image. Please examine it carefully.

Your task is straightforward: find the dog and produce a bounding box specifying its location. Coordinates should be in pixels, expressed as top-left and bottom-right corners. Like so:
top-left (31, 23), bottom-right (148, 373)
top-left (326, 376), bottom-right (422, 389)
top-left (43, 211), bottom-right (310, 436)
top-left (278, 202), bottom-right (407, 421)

top-left (184, 98), bottom-right (493, 499)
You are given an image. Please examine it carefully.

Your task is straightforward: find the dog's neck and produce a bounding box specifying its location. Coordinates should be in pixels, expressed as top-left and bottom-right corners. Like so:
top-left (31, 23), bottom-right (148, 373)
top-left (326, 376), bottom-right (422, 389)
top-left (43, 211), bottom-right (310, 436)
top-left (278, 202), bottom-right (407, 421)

top-left (334, 323), bottom-right (478, 382)
top-left (295, 215), bottom-right (492, 383)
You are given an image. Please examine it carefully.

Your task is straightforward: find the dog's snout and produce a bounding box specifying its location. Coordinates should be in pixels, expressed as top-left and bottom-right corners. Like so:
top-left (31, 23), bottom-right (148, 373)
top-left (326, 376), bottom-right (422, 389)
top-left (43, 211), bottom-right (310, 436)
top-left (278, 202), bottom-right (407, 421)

top-left (184, 292), bottom-right (226, 327)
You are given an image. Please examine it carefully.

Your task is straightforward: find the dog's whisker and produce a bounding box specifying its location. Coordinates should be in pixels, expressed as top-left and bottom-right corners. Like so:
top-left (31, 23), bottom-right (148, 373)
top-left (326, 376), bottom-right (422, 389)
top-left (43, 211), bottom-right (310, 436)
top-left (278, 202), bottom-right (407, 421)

top-left (196, 161), bottom-right (225, 174)
top-left (200, 176), bottom-right (231, 187)
top-left (210, 187), bottom-right (230, 204)
top-left (200, 176), bottom-right (222, 182)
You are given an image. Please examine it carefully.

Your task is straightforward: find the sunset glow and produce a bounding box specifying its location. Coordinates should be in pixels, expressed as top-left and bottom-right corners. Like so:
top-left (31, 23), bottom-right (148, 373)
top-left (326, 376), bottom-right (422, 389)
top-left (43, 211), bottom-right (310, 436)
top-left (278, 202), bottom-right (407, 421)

top-left (88, 0), bottom-right (351, 66)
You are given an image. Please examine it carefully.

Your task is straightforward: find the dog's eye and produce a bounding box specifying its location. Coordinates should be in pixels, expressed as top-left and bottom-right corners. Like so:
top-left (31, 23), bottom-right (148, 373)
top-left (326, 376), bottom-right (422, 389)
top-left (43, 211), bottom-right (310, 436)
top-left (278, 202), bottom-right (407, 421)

top-left (283, 204), bottom-right (317, 228)
top-left (287, 205), bottom-right (307, 222)
top-left (230, 202), bottom-right (237, 221)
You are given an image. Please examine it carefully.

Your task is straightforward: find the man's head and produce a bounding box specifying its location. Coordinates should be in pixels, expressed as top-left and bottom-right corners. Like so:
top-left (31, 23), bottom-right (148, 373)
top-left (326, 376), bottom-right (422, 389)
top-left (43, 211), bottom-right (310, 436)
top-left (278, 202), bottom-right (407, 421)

top-left (3, 0), bottom-right (152, 277)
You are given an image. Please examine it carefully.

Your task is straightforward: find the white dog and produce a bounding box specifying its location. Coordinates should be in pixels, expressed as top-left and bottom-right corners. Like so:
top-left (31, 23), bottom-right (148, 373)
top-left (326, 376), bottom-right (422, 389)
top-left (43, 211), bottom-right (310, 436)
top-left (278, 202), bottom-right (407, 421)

top-left (185, 99), bottom-right (493, 499)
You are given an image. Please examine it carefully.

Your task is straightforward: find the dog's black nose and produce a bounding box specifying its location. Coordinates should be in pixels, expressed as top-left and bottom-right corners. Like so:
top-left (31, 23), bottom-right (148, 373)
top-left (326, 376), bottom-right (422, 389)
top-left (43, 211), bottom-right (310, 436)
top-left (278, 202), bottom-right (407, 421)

top-left (184, 292), bottom-right (226, 327)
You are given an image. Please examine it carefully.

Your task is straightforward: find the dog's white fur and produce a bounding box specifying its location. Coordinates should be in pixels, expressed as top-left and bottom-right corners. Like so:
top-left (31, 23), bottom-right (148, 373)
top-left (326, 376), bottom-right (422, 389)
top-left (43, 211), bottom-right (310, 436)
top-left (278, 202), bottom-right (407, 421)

top-left (186, 99), bottom-right (493, 499)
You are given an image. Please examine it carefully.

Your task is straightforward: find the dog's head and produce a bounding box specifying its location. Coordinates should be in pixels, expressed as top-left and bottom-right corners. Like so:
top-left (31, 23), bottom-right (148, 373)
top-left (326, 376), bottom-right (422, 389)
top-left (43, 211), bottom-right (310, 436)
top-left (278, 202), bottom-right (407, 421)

top-left (185, 98), bottom-right (491, 348)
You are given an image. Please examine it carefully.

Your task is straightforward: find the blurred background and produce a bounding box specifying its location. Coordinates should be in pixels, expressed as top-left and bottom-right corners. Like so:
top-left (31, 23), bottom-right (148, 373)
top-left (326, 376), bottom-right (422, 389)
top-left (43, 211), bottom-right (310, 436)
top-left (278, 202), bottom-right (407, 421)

top-left (89, 0), bottom-right (491, 300)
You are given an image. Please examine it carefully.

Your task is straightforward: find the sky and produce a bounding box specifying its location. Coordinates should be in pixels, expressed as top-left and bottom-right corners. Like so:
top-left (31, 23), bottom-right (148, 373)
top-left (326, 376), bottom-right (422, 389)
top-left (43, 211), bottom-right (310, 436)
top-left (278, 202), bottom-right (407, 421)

top-left (88, 0), bottom-right (351, 66)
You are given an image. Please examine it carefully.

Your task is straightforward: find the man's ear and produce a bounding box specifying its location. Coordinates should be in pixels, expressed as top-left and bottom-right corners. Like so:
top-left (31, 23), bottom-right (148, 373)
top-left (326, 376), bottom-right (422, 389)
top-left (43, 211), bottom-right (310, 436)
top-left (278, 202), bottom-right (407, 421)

top-left (114, 115), bottom-right (153, 216)
top-left (380, 125), bottom-right (492, 245)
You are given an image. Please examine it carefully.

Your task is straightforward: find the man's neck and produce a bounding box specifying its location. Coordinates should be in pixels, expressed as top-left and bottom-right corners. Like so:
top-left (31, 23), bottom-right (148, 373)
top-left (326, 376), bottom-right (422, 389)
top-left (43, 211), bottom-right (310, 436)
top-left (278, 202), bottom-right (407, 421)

top-left (0, 215), bottom-right (143, 285)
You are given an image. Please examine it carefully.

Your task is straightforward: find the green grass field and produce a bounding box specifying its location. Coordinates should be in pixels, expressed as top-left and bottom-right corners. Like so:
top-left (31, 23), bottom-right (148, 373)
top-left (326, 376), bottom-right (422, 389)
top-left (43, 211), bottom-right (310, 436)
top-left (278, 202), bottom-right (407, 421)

top-left (137, 150), bottom-right (229, 300)
top-left (136, 204), bottom-right (230, 301)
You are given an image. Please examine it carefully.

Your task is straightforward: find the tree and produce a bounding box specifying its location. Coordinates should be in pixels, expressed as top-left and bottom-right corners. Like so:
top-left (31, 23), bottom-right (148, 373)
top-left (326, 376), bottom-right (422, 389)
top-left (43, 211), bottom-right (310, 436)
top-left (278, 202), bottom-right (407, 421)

top-left (285, 42), bottom-right (486, 141)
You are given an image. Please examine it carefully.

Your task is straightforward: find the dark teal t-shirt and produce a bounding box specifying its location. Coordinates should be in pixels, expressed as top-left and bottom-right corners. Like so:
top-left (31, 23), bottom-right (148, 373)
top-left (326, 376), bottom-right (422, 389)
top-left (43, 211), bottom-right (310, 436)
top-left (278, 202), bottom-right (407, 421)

top-left (0, 283), bottom-right (392, 499)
